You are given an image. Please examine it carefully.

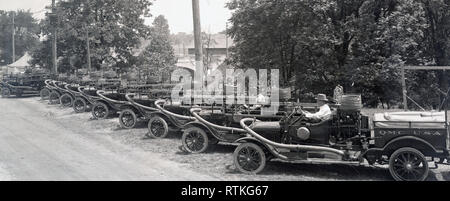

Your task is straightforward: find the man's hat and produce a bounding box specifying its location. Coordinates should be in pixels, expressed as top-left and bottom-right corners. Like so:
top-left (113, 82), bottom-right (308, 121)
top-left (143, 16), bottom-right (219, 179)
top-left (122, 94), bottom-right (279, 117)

top-left (315, 94), bottom-right (329, 102)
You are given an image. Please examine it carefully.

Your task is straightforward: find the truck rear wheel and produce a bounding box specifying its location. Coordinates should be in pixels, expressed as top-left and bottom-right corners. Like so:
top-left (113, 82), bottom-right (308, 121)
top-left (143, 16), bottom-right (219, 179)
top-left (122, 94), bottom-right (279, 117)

top-left (389, 147), bottom-right (429, 181)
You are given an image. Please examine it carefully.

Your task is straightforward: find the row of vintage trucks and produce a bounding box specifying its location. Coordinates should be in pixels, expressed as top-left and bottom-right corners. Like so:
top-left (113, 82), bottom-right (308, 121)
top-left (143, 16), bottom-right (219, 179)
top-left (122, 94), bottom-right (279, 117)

top-left (2, 73), bottom-right (449, 181)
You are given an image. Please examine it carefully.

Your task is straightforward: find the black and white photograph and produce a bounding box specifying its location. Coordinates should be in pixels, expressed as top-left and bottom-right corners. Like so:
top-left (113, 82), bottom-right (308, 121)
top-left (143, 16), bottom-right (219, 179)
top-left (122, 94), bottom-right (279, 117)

top-left (0, 0), bottom-right (450, 194)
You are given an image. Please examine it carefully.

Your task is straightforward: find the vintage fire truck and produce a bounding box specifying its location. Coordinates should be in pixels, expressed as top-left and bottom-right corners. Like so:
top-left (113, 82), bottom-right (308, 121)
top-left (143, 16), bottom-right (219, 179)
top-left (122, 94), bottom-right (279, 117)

top-left (234, 93), bottom-right (450, 181)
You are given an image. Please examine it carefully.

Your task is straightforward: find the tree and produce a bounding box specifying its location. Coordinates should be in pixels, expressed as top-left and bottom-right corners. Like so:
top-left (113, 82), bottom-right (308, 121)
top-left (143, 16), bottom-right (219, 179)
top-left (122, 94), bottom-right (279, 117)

top-left (0, 10), bottom-right (40, 66)
top-left (348, 0), bottom-right (428, 108)
top-left (170, 32), bottom-right (193, 56)
top-left (202, 32), bottom-right (218, 73)
top-left (415, 0), bottom-right (450, 104)
top-left (226, 0), bottom-right (434, 108)
top-left (30, 0), bottom-right (152, 73)
top-left (138, 15), bottom-right (177, 82)
top-left (227, 0), bottom-right (314, 87)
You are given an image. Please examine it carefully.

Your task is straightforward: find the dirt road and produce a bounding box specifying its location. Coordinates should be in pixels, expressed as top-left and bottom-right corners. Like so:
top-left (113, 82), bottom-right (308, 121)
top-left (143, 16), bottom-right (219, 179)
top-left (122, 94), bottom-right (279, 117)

top-left (0, 97), bottom-right (215, 181)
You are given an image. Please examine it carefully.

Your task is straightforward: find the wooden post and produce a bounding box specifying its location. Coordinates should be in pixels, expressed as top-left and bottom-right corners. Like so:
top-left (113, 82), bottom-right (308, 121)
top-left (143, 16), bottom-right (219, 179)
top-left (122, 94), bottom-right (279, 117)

top-left (11, 12), bottom-right (15, 63)
top-left (52, 0), bottom-right (58, 74)
top-left (192, 0), bottom-right (204, 104)
top-left (401, 66), bottom-right (407, 111)
top-left (192, 0), bottom-right (203, 76)
top-left (225, 22), bottom-right (229, 58)
top-left (444, 72), bottom-right (449, 151)
top-left (443, 87), bottom-right (450, 150)
top-left (86, 27), bottom-right (91, 73)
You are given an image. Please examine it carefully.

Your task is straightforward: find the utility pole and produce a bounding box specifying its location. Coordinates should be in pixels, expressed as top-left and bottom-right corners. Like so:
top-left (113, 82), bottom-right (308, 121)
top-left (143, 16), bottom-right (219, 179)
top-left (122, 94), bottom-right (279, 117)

top-left (225, 22), bottom-right (228, 58)
top-left (52, 0), bottom-right (58, 74)
top-left (401, 66), bottom-right (407, 110)
top-left (86, 27), bottom-right (91, 73)
top-left (11, 12), bottom-right (15, 63)
top-left (192, 0), bottom-right (204, 104)
top-left (192, 0), bottom-right (203, 77)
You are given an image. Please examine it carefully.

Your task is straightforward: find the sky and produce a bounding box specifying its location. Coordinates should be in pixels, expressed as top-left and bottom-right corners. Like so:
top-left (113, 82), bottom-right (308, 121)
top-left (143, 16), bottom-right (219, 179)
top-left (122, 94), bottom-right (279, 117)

top-left (149, 0), bottom-right (232, 34)
top-left (0, 0), bottom-right (232, 34)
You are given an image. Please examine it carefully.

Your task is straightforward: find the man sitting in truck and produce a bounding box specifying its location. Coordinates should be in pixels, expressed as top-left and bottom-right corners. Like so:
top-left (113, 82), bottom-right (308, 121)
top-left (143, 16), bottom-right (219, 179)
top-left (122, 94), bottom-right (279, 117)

top-left (301, 94), bottom-right (332, 123)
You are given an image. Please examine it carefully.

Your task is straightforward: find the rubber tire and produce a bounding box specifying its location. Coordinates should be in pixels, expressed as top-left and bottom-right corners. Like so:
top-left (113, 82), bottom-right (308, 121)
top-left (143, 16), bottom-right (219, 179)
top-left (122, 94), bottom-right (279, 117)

top-left (49, 91), bottom-right (60, 104)
top-left (147, 116), bottom-right (169, 138)
top-left (119, 109), bottom-right (137, 129)
top-left (60, 94), bottom-right (73, 107)
top-left (92, 102), bottom-right (109, 119)
top-left (233, 142), bottom-right (266, 174)
top-left (73, 98), bottom-right (87, 113)
top-left (182, 127), bottom-right (209, 154)
top-left (389, 147), bottom-right (429, 181)
top-left (40, 88), bottom-right (50, 100)
top-left (1, 88), bottom-right (10, 98)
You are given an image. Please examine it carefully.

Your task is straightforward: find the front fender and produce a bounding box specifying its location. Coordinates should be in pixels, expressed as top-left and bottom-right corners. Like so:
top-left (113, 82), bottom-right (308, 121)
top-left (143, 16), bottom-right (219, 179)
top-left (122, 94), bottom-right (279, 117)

top-left (182, 121), bottom-right (216, 136)
top-left (234, 136), bottom-right (258, 144)
top-left (119, 104), bottom-right (139, 112)
top-left (148, 111), bottom-right (170, 119)
top-left (233, 136), bottom-right (278, 159)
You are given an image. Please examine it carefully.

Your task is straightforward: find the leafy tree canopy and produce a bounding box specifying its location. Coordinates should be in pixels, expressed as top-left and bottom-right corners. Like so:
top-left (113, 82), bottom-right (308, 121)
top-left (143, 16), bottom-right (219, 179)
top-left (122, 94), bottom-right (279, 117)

top-left (226, 0), bottom-right (450, 108)
top-left (0, 10), bottom-right (40, 66)
top-left (138, 15), bottom-right (177, 82)
top-left (30, 0), bottom-right (152, 73)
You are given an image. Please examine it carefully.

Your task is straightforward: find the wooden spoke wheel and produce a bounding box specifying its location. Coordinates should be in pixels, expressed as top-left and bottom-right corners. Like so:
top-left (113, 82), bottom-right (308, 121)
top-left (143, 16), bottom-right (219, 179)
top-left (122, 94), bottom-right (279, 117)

top-left (49, 91), bottom-right (61, 104)
top-left (389, 147), bottom-right (429, 181)
top-left (40, 88), bottom-right (50, 100)
top-left (59, 94), bottom-right (73, 107)
top-left (119, 109), bottom-right (137, 129)
top-left (182, 127), bottom-right (209, 154)
top-left (233, 142), bottom-right (266, 174)
top-left (73, 98), bottom-right (87, 113)
top-left (1, 88), bottom-right (11, 98)
top-left (92, 102), bottom-right (109, 119)
top-left (147, 116), bottom-right (169, 138)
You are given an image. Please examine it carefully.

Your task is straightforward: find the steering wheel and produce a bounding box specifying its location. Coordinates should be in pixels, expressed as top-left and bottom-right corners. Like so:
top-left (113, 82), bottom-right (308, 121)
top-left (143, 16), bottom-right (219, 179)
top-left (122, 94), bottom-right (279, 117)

top-left (234, 104), bottom-right (249, 114)
top-left (294, 107), bottom-right (308, 117)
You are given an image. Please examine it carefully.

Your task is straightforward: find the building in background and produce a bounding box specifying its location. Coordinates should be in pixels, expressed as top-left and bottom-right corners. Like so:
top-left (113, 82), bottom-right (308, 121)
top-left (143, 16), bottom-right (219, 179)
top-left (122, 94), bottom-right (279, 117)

top-left (133, 33), bottom-right (233, 78)
top-left (174, 33), bottom-right (233, 73)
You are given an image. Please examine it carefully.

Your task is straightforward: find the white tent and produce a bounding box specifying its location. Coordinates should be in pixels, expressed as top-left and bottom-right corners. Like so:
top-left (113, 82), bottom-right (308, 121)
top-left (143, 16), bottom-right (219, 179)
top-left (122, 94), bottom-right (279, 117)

top-left (6, 52), bottom-right (32, 74)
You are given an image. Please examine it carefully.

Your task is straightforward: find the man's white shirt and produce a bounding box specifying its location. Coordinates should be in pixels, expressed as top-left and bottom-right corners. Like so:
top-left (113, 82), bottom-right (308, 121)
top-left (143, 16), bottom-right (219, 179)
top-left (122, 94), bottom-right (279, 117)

top-left (305, 104), bottom-right (332, 120)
